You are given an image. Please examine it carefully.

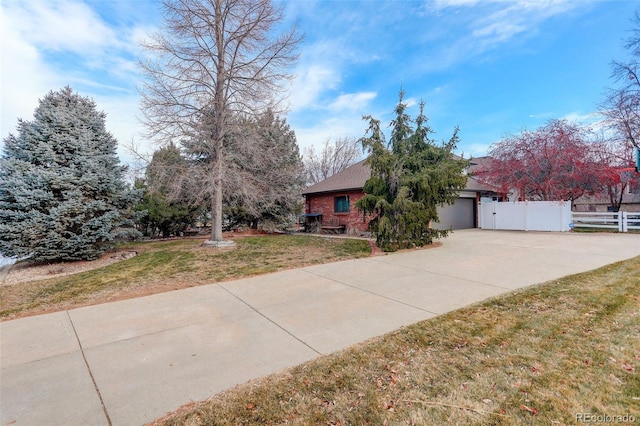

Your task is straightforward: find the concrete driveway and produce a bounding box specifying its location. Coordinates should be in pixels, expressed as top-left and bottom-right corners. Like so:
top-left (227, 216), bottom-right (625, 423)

top-left (2, 230), bottom-right (639, 425)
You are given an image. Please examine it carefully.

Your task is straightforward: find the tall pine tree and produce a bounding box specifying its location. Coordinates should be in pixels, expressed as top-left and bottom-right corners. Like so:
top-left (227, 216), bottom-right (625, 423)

top-left (356, 90), bottom-right (468, 251)
top-left (0, 87), bottom-right (139, 262)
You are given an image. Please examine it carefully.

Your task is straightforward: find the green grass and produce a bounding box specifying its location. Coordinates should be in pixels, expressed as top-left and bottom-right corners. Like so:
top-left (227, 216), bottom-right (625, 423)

top-left (1, 235), bottom-right (371, 319)
top-left (153, 256), bottom-right (640, 426)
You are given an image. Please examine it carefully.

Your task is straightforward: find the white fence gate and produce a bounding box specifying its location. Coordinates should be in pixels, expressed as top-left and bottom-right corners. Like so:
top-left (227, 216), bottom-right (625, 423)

top-left (479, 201), bottom-right (572, 232)
top-left (571, 211), bottom-right (640, 232)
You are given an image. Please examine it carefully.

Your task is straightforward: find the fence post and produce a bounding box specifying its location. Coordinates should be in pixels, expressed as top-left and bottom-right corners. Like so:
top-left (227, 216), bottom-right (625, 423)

top-left (622, 211), bottom-right (628, 233)
top-left (618, 212), bottom-right (623, 232)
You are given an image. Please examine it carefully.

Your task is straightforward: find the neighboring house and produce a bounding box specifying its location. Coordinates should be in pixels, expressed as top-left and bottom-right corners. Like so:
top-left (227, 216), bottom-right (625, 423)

top-left (573, 168), bottom-right (640, 212)
top-left (301, 159), bottom-right (498, 234)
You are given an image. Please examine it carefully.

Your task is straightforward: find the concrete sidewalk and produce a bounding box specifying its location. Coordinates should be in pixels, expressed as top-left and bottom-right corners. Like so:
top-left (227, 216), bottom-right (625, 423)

top-left (2, 230), bottom-right (639, 425)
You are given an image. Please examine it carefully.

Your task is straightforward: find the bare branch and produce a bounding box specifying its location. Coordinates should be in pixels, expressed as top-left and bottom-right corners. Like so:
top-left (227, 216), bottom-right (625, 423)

top-left (602, 11), bottom-right (640, 150)
top-left (303, 137), bottom-right (363, 185)
top-left (139, 0), bottom-right (301, 241)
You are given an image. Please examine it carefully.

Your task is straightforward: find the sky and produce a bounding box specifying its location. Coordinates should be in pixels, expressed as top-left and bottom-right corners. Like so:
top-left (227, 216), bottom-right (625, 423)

top-left (1, 0), bottom-right (638, 167)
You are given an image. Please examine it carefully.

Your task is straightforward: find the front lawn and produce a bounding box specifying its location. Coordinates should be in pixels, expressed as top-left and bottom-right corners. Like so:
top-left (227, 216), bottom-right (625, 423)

top-left (0, 235), bottom-right (371, 320)
top-left (152, 256), bottom-right (640, 426)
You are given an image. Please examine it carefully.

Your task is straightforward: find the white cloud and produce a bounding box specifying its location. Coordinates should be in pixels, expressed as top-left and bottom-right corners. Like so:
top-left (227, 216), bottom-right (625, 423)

top-left (289, 64), bottom-right (341, 111)
top-left (404, 97), bottom-right (419, 109)
top-left (0, 7), bottom-right (57, 138)
top-left (328, 92), bottom-right (377, 112)
top-left (4, 0), bottom-right (116, 53)
top-left (472, 21), bottom-right (527, 42)
top-left (465, 142), bottom-right (492, 157)
top-left (130, 24), bottom-right (158, 50)
top-left (528, 112), bottom-right (554, 119)
top-left (561, 111), bottom-right (600, 124)
top-left (287, 35), bottom-right (358, 112)
top-left (295, 113), bottom-right (371, 154)
top-left (560, 111), bottom-right (610, 135)
top-left (93, 93), bottom-right (147, 155)
top-left (471, 1), bottom-right (578, 47)
top-left (424, 0), bottom-right (584, 68)
top-left (432, 0), bottom-right (482, 9)
top-left (0, 0), bottom-right (148, 163)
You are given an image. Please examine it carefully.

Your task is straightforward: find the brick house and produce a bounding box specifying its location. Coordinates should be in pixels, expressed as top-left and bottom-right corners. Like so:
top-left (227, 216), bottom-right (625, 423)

top-left (301, 159), bottom-right (498, 234)
top-left (301, 160), bottom-right (372, 234)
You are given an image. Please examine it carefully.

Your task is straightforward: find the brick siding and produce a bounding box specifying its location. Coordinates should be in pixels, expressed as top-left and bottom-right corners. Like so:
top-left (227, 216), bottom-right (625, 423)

top-left (305, 190), bottom-right (371, 233)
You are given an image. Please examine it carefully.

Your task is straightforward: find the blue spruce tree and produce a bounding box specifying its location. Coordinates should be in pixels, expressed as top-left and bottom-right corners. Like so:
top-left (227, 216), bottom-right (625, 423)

top-left (0, 87), bottom-right (139, 262)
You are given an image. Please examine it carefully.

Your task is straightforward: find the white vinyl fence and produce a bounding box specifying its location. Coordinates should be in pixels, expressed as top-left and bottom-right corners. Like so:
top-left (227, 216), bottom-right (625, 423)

top-left (571, 211), bottom-right (640, 232)
top-left (479, 201), bottom-right (572, 232)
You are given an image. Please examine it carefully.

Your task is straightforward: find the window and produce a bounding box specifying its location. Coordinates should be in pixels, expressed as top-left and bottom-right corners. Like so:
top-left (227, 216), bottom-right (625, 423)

top-left (334, 195), bottom-right (349, 213)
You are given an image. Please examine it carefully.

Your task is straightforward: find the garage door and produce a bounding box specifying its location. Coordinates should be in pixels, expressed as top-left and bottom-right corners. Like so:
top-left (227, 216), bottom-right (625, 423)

top-left (435, 198), bottom-right (475, 230)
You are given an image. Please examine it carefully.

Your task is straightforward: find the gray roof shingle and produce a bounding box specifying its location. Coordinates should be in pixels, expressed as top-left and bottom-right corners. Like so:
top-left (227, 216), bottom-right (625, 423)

top-left (302, 160), bottom-right (371, 195)
top-left (302, 158), bottom-right (497, 195)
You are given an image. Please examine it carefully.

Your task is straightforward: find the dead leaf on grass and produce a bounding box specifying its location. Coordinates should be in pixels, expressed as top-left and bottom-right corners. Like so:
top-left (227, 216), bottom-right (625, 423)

top-left (609, 374), bottom-right (624, 384)
top-left (520, 404), bottom-right (538, 415)
top-left (621, 362), bottom-right (635, 372)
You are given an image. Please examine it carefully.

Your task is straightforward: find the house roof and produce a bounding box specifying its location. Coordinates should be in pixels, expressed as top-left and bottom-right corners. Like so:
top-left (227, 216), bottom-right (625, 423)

top-left (302, 160), bottom-right (371, 195)
top-left (302, 158), bottom-right (497, 195)
top-left (465, 176), bottom-right (497, 192)
top-left (467, 156), bottom-right (493, 173)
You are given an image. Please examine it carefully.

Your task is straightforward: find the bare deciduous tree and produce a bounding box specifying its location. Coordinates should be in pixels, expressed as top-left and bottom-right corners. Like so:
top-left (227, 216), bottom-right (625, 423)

top-left (139, 0), bottom-right (301, 244)
top-left (221, 111), bottom-right (304, 229)
top-left (602, 11), bottom-right (640, 150)
top-left (602, 89), bottom-right (640, 150)
top-left (591, 137), bottom-right (637, 211)
top-left (303, 137), bottom-right (363, 185)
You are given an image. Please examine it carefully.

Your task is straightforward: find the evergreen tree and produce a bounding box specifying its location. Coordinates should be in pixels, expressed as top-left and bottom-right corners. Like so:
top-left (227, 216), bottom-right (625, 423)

top-left (356, 91), bottom-right (468, 252)
top-left (0, 87), bottom-right (139, 262)
top-left (135, 186), bottom-right (198, 238)
top-left (135, 143), bottom-right (200, 237)
top-left (224, 110), bottom-right (304, 229)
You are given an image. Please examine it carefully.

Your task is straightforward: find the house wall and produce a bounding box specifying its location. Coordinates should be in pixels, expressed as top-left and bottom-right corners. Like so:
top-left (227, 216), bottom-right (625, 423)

top-left (305, 190), bottom-right (370, 233)
top-left (573, 192), bottom-right (640, 213)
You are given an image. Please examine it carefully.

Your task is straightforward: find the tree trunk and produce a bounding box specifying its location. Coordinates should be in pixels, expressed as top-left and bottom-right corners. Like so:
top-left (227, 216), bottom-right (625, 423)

top-left (211, 152), bottom-right (224, 241)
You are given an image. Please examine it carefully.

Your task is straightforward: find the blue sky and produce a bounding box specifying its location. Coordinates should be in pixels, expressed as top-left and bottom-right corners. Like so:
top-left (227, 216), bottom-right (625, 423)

top-left (1, 0), bottom-right (637, 165)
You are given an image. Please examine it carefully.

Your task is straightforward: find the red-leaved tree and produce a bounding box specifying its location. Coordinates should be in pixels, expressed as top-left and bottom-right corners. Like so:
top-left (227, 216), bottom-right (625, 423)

top-left (591, 137), bottom-right (638, 211)
top-left (475, 120), bottom-right (609, 204)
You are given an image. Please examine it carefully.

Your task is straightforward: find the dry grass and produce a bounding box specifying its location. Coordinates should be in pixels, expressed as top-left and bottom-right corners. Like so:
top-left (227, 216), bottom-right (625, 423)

top-left (0, 235), bottom-right (371, 320)
top-left (152, 256), bottom-right (640, 426)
